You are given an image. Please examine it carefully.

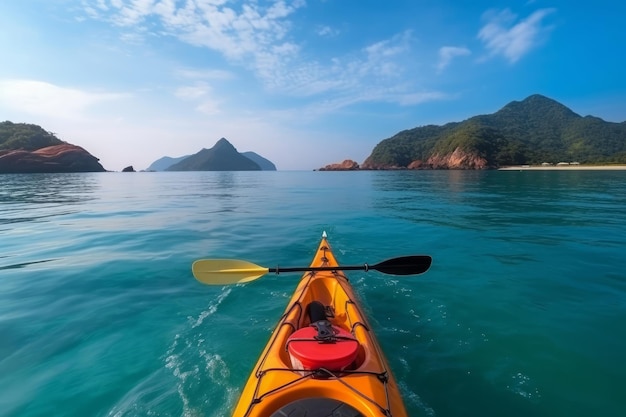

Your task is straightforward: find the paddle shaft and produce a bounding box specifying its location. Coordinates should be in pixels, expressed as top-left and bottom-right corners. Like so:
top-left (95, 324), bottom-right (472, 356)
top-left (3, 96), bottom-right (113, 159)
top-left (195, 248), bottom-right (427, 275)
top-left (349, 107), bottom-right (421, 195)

top-left (269, 265), bottom-right (371, 273)
top-left (269, 256), bottom-right (431, 276)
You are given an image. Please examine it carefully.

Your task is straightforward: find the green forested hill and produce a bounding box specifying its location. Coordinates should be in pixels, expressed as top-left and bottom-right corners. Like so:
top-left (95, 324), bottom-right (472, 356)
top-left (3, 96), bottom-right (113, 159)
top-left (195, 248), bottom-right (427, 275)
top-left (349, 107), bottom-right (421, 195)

top-left (363, 95), bottom-right (626, 168)
top-left (0, 121), bottom-right (64, 150)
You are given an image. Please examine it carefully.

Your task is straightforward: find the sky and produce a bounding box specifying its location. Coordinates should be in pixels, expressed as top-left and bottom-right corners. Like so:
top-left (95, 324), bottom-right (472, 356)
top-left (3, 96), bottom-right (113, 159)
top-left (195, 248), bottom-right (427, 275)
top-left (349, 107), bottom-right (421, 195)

top-left (1, 0), bottom-right (625, 171)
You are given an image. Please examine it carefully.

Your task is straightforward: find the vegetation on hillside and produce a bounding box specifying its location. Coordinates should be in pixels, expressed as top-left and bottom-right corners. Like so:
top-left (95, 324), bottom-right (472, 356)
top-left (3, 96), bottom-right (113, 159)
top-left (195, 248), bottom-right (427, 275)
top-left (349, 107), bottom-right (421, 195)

top-left (0, 121), bottom-right (64, 151)
top-left (365, 95), bottom-right (626, 167)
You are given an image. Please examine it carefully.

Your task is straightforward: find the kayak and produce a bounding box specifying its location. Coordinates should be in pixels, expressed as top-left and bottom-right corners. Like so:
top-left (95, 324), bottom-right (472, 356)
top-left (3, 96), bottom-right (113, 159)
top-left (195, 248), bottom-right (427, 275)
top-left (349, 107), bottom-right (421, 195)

top-left (231, 233), bottom-right (413, 417)
top-left (192, 232), bottom-right (432, 416)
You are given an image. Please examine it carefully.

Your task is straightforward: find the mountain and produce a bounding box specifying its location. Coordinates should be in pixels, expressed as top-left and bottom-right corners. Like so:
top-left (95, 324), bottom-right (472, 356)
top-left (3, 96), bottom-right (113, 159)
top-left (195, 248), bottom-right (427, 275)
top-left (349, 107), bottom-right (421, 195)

top-left (146, 155), bottom-right (190, 171)
top-left (241, 151), bottom-right (277, 171)
top-left (150, 139), bottom-right (277, 171)
top-left (0, 121), bottom-right (106, 173)
top-left (166, 138), bottom-right (262, 171)
top-left (361, 94), bottom-right (626, 169)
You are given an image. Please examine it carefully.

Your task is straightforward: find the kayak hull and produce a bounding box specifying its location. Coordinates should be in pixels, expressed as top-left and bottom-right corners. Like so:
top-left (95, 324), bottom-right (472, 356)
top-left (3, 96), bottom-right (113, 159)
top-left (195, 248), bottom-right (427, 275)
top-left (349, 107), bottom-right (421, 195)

top-left (232, 235), bottom-right (408, 417)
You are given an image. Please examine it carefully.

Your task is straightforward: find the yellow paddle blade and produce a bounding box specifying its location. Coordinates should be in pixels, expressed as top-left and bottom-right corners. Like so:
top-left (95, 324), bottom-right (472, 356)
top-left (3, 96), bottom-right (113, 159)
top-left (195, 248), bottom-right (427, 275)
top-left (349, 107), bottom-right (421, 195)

top-left (192, 259), bottom-right (270, 285)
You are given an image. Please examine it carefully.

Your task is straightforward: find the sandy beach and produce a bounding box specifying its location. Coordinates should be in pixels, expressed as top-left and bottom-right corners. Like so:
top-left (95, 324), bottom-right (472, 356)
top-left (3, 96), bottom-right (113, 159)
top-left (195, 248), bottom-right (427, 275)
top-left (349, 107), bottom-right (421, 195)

top-left (499, 165), bottom-right (626, 171)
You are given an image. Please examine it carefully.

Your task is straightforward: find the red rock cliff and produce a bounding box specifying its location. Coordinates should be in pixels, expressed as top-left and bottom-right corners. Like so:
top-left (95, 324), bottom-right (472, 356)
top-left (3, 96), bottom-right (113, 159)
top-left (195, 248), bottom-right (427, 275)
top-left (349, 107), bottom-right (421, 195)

top-left (0, 144), bottom-right (106, 173)
top-left (425, 147), bottom-right (489, 169)
top-left (361, 147), bottom-right (489, 170)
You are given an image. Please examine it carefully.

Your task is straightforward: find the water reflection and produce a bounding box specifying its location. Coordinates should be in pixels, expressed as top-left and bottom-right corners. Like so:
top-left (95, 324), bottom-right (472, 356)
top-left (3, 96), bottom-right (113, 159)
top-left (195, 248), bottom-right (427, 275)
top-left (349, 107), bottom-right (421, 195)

top-left (370, 170), bottom-right (626, 230)
top-left (1, 173), bottom-right (100, 204)
top-left (370, 171), bottom-right (486, 230)
top-left (0, 173), bottom-right (101, 227)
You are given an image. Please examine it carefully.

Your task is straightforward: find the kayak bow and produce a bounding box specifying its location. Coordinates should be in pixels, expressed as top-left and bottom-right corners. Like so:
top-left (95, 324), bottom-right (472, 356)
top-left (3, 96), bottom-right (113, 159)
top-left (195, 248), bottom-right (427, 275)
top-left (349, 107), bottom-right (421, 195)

top-left (201, 233), bottom-right (431, 416)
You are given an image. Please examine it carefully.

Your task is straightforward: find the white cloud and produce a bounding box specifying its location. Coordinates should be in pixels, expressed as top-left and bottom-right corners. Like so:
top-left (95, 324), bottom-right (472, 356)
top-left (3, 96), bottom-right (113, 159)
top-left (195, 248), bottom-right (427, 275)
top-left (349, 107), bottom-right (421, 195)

top-left (364, 32), bottom-right (411, 59)
top-left (275, 31), bottom-right (415, 97)
top-left (111, 0), bottom-right (156, 26)
top-left (478, 8), bottom-right (556, 63)
top-left (317, 25), bottom-right (339, 37)
top-left (174, 81), bottom-right (222, 115)
top-left (195, 100), bottom-right (221, 115)
top-left (175, 82), bottom-right (212, 100)
top-left (0, 79), bottom-right (128, 120)
top-left (86, 0), bottom-right (305, 63)
top-left (437, 46), bottom-right (471, 71)
top-left (77, 3), bottom-right (442, 112)
top-left (175, 68), bottom-right (235, 80)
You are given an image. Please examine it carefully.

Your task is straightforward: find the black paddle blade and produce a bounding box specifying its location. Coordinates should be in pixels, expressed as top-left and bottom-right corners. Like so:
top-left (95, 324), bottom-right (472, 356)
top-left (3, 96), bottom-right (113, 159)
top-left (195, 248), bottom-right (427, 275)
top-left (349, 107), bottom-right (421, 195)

top-left (372, 255), bottom-right (432, 275)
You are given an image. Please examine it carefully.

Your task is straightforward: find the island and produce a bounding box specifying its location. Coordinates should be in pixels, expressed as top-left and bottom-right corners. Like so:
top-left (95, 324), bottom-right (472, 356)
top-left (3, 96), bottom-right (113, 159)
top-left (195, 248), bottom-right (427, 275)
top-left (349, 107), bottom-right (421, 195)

top-left (0, 121), bottom-right (105, 173)
top-left (320, 94), bottom-right (626, 170)
top-left (149, 138), bottom-right (276, 171)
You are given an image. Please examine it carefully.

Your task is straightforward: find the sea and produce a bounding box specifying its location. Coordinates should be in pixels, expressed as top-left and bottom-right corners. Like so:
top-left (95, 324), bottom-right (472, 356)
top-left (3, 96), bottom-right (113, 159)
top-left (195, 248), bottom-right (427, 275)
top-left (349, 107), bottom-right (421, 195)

top-left (1, 170), bottom-right (625, 417)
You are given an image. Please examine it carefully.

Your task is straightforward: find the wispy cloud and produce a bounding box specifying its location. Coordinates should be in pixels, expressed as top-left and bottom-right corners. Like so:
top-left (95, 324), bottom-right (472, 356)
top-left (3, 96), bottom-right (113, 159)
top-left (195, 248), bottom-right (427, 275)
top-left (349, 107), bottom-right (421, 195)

top-left (0, 79), bottom-right (127, 120)
top-left (174, 81), bottom-right (221, 115)
top-left (437, 46), bottom-right (471, 72)
top-left (478, 8), bottom-right (556, 63)
top-left (278, 31), bottom-right (416, 97)
top-left (273, 30), bottom-right (449, 109)
top-left (82, 0), bottom-right (305, 63)
top-left (175, 68), bottom-right (235, 81)
top-left (174, 82), bottom-right (211, 100)
top-left (362, 31), bottom-right (412, 77)
top-left (173, 68), bottom-right (234, 115)
top-left (78, 2), bottom-right (444, 112)
top-left (316, 25), bottom-right (339, 37)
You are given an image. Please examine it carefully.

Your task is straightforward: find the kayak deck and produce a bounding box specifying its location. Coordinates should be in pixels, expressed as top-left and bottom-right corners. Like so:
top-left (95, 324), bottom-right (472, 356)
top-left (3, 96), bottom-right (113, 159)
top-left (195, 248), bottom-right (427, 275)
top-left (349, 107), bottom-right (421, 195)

top-left (232, 235), bottom-right (408, 417)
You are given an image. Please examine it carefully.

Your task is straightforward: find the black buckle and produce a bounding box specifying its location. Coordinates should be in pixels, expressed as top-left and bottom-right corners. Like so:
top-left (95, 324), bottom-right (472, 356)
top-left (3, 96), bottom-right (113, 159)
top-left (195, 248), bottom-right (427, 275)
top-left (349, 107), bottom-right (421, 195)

top-left (312, 320), bottom-right (336, 342)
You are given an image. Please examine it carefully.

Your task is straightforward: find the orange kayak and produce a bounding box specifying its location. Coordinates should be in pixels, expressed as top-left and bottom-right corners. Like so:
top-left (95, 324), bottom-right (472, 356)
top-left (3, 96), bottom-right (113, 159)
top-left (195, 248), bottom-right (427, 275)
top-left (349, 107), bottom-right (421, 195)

top-left (230, 233), bottom-right (412, 417)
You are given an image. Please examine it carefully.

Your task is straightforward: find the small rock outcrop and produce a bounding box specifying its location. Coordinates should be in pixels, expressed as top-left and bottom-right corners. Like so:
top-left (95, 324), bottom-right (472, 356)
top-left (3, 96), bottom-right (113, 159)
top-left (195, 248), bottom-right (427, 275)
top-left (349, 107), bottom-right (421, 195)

top-left (318, 160), bottom-right (360, 171)
top-left (407, 160), bottom-right (426, 169)
top-left (122, 166), bottom-right (135, 172)
top-left (0, 144), bottom-right (106, 173)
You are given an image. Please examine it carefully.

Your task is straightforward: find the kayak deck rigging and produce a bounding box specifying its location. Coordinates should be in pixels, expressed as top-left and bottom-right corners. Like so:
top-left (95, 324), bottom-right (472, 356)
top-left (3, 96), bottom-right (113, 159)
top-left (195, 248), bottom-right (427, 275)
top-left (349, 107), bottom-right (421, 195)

top-left (243, 284), bottom-right (396, 417)
top-left (231, 238), bottom-right (409, 417)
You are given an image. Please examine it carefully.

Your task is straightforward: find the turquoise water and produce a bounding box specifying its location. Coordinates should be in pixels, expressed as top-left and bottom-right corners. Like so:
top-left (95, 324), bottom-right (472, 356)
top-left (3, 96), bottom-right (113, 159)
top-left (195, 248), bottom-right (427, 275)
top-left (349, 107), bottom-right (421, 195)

top-left (1, 171), bottom-right (625, 417)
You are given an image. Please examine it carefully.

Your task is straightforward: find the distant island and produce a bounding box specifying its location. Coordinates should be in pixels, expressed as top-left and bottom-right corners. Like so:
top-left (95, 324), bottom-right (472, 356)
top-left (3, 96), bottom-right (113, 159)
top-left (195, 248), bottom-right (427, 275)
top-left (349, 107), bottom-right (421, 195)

top-left (0, 121), bottom-right (276, 173)
top-left (320, 94), bottom-right (626, 170)
top-left (0, 121), bottom-right (105, 173)
top-left (5, 94), bottom-right (625, 173)
top-left (146, 155), bottom-right (189, 172)
top-left (147, 138), bottom-right (276, 171)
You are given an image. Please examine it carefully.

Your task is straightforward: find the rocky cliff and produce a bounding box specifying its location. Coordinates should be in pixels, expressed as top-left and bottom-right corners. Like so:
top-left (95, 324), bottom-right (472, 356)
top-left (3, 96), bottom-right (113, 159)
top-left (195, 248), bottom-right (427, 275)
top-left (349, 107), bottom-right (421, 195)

top-left (425, 148), bottom-right (488, 169)
top-left (361, 150), bottom-right (489, 170)
top-left (388, 148), bottom-right (488, 170)
top-left (0, 144), bottom-right (106, 173)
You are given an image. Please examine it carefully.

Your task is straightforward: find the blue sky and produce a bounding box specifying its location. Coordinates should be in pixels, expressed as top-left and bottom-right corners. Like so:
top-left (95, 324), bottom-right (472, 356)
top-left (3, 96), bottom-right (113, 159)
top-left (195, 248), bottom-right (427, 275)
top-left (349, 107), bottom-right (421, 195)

top-left (1, 0), bottom-right (624, 171)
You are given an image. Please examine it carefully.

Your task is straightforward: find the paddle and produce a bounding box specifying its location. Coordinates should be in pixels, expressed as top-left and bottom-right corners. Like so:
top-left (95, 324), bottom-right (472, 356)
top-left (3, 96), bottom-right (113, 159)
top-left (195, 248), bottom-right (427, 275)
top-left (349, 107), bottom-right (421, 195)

top-left (192, 255), bottom-right (432, 285)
